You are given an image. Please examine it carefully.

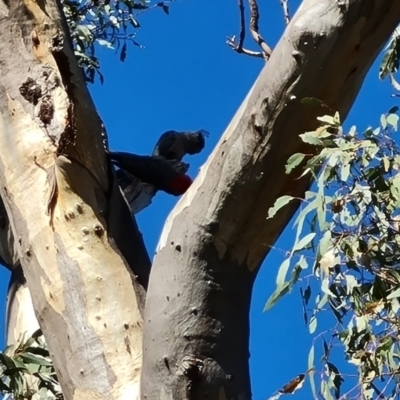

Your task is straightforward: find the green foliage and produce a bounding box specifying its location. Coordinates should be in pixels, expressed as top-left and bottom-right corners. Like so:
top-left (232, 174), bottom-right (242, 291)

top-left (267, 106), bottom-right (400, 399)
top-left (62, 0), bottom-right (172, 82)
top-left (380, 27), bottom-right (400, 80)
top-left (0, 330), bottom-right (61, 399)
top-left (380, 25), bottom-right (400, 90)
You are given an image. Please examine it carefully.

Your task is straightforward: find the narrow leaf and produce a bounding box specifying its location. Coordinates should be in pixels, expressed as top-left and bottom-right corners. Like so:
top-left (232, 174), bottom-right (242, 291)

top-left (276, 258), bottom-right (291, 288)
top-left (387, 287), bottom-right (400, 300)
top-left (120, 42), bottom-right (127, 62)
top-left (264, 284), bottom-right (290, 311)
top-left (308, 345), bottom-right (316, 399)
top-left (309, 315), bottom-right (317, 334)
top-left (317, 115), bottom-right (335, 125)
top-left (303, 285), bottom-right (311, 305)
top-left (20, 352), bottom-right (53, 367)
top-left (299, 131), bottom-right (323, 146)
top-left (268, 196), bottom-right (296, 219)
top-left (293, 232), bottom-right (316, 252)
top-left (286, 153), bottom-right (306, 174)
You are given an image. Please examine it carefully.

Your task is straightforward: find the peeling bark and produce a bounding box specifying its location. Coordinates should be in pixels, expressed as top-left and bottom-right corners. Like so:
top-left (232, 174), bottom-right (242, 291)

top-left (142, 1), bottom-right (400, 398)
top-left (0, 1), bottom-right (149, 399)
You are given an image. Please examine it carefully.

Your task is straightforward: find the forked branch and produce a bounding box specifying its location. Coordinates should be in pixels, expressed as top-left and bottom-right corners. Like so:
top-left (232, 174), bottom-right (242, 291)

top-left (227, 0), bottom-right (271, 60)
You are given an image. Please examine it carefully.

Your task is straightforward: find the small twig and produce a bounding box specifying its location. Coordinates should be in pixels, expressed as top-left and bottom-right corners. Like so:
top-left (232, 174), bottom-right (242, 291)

top-left (238, 0), bottom-right (245, 50)
top-left (226, 36), bottom-right (265, 58)
top-left (248, 0), bottom-right (272, 58)
top-left (280, 0), bottom-right (291, 25)
top-left (226, 0), bottom-right (265, 59)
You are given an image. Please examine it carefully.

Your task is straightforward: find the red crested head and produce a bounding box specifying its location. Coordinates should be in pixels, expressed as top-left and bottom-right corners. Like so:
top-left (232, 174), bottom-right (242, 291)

top-left (169, 174), bottom-right (192, 195)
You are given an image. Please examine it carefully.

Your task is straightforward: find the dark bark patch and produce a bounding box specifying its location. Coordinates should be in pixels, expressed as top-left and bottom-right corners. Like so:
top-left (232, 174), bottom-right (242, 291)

top-left (35, 0), bottom-right (50, 17)
top-left (19, 78), bottom-right (42, 105)
top-left (180, 356), bottom-right (203, 378)
top-left (50, 33), bottom-right (75, 96)
top-left (261, 97), bottom-right (269, 110)
top-left (163, 356), bottom-right (170, 371)
top-left (57, 104), bottom-right (77, 156)
top-left (179, 356), bottom-right (204, 397)
top-left (292, 50), bottom-right (302, 62)
top-left (51, 30), bottom-right (64, 53)
top-left (249, 114), bottom-right (263, 136)
top-left (44, 164), bottom-right (58, 220)
top-left (31, 31), bottom-right (40, 47)
top-left (38, 96), bottom-right (54, 125)
top-left (347, 65), bottom-right (358, 78)
top-left (124, 335), bottom-right (132, 355)
top-left (93, 224), bottom-right (104, 238)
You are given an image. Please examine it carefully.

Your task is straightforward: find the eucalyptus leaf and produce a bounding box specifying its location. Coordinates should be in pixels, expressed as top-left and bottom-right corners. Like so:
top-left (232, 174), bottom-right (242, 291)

top-left (387, 113), bottom-right (399, 130)
top-left (308, 345), bottom-right (316, 398)
top-left (268, 195), bottom-right (296, 219)
top-left (276, 258), bottom-right (291, 288)
top-left (293, 232), bottom-right (316, 252)
top-left (286, 153), bottom-right (306, 174)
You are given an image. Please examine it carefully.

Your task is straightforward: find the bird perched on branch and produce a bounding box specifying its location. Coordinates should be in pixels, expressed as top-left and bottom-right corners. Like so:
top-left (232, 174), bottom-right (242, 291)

top-left (152, 129), bottom-right (207, 160)
top-left (109, 130), bottom-right (207, 214)
top-left (110, 153), bottom-right (192, 196)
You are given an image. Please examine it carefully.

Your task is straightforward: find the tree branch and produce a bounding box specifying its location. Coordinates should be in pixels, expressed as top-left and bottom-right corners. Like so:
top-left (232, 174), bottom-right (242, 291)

top-left (238, 0), bottom-right (245, 50)
top-left (0, 1), bottom-right (146, 398)
top-left (143, 1), bottom-right (400, 397)
top-left (226, 0), bottom-right (266, 59)
top-left (248, 0), bottom-right (272, 58)
top-left (280, 0), bottom-right (290, 25)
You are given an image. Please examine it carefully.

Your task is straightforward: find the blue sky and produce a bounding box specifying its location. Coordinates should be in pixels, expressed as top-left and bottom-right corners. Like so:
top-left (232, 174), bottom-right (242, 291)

top-left (0, 1), bottom-right (398, 399)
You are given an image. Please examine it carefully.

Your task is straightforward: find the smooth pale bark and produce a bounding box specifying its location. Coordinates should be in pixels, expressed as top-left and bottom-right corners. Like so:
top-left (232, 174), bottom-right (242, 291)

top-left (142, 1), bottom-right (400, 398)
top-left (6, 267), bottom-right (35, 345)
top-left (0, 1), bottom-right (150, 399)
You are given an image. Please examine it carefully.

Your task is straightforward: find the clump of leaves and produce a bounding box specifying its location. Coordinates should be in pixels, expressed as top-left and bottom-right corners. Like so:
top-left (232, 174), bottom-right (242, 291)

top-left (62, 0), bottom-right (172, 82)
top-left (267, 107), bottom-right (400, 399)
top-left (0, 329), bottom-right (61, 399)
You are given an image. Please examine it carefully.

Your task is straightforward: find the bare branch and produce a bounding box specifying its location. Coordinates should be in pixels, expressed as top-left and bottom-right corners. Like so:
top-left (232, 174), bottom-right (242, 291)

top-left (226, 0), bottom-right (266, 59)
top-left (249, 0), bottom-right (272, 58)
top-left (280, 0), bottom-right (290, 25)
top-left (238, 0), bottom-right (246, 50)
top-left (226, 36), bottom-right (265, 58)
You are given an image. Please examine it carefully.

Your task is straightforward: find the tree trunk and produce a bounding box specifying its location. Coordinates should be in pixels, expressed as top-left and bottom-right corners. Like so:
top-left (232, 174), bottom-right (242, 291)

top-left (2, 0), bottom-right (400, 399)
top-left (0, 1), bottom-right (149, 399)
top-left (142, 1), bottom-right (400, 398)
